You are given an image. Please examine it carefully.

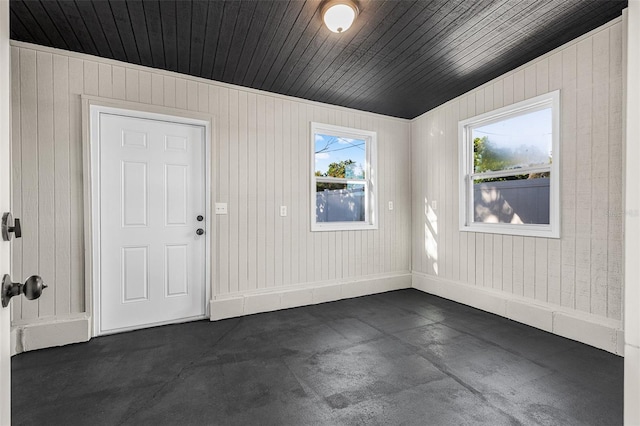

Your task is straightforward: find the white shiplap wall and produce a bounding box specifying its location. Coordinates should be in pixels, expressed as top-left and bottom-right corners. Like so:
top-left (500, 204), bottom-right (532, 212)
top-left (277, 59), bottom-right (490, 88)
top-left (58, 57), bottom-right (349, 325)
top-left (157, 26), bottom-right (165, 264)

top-left (10, 42), bottom-right (412, 324)
top-left (412, 19), bottom-right (624, 325)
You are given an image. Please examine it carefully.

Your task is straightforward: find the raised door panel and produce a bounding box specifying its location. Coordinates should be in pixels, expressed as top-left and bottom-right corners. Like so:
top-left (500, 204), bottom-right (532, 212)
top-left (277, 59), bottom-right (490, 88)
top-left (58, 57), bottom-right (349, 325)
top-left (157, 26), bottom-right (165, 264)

top-left (165, 164), bottom-right (188, 226)
top-left (121, 161), bottom-right (148, 227)
top-left (165, 244), bottom-right (188, 297)
top-left (121, 246), bottom-right (149, 302)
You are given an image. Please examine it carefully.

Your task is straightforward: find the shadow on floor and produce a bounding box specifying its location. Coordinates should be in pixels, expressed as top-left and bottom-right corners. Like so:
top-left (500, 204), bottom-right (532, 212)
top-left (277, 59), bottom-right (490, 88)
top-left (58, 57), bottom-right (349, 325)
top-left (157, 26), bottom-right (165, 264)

top-left (11, 289), bottom-right (623, 425)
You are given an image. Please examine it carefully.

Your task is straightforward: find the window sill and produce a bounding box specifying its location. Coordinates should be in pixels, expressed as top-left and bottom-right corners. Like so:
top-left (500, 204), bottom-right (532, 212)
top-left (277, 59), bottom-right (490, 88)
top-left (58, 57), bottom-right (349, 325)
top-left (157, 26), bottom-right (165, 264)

top-left (312, 222), bottom-right (378, 232)
top-left (460, 223), bottom-right (560, 239)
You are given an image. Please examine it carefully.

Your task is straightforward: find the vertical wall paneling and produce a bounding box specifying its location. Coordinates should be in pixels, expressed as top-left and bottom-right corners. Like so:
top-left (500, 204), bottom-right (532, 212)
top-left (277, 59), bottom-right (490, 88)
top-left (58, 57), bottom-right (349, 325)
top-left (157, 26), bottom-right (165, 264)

top-left (112, 66), bottom-right (125, 100)
top-left (298, 103), bottom-right (308, 285)
top-left (282, 100), bottom-right (292, 285)
top-left (246, 92), bottom-right (257, 291)
top-left (97, 63), bottom-right (112, 98)
top-left (175, 78), bottom-right (187, 110)
top-left (151, 73), bottom-right (164, 106)
top-left (450, 101), bottom-right (460, 283)
top-left (163, 76), bottom-right (176, 108)
top-left (138, 71), bottom-right (151, 104)
top-left (10, 42), bottom-right (412, 326)
top-left (289, 102), bottom-right (299, 285)
top-left (197, 83), bottom-right (208, 113)
top-left (68, 57), bottom-right (84, 313)
top-left (19, 49), bottom-right (38, 320)
top-left (466, 95), bottom-right (476, 286)
top-left (561, 43), bottom-right (578, 309)
top-left (608, 21), bottom-right (623, 320)
top-left (591, 28), bottom-right (610, 318)
top-left (255, 94), bottom-right (266, 290)
top-left (185, 80), bottom-right (197, 111)
top-left (125, 69), bottom-right (139, 102)
top-left (264, 96), bottom-right (275, 287)
top-left (83, 61), bottom-right (98, 96)
top-left (228, 89), bottom-right (239, 292)
top-left (535, 239), bottom-right (548, 302)
top-left (523, 238), bottom-right (535, 299)
top-left (273, 98), bottom-right (284, 285)
top-left (502, 236), bottom-right (513, 293)
top-left (53, 54), bottom-right (71, 316)
top-left (411, 21), bottom-right (624, 323)
top-left (39, 51), bottom-right (57, 317)
top-left (547, 51), bottom-right (563, 307)
top-left (237, 91), bottom-right (248, 292)
top-left (217, 87), bottom-right (229, 295)
top-left (457, 98), bottom-right (468, 284)
top-left (575, 38), bottom-right (593, 313)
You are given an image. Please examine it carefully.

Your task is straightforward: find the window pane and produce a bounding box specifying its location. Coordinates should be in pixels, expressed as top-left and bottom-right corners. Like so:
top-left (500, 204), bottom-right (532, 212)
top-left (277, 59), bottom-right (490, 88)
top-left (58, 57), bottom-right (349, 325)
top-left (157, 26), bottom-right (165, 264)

top-left (472, 107), bottom-right (552, 173)
top-left (316, 182), bottom-right (365, 223)
top-left (473, 174), bottom-right (550, 225)
top-left (314, 133), bottom-right (366, 179)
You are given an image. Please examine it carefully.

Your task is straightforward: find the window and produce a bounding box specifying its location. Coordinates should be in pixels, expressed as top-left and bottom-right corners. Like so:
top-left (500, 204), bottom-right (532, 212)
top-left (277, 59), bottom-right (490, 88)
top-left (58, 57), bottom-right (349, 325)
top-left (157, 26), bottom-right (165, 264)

top-left (459, 91), bottom-right (560, 238)
top-left (311, 122), bottom-right (377, 231)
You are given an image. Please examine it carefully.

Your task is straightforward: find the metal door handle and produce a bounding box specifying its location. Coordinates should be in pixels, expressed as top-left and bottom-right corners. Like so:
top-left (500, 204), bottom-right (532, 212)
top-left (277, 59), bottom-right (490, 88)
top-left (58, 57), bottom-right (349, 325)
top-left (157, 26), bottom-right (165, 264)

top-left (2, 212), bottom-right (21, 241)
top-left (196, 228), bottom-right (204, 236)
top-left (2, 275), bottom-right (47, 308)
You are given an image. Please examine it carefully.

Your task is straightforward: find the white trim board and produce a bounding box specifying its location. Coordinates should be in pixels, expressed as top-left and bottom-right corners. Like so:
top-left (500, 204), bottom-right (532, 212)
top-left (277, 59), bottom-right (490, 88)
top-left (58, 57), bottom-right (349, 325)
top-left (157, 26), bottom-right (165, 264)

top-left (10, 314), bottom-right (90, 355)
top-left (210, 273), bottom-right (412, 320)
top-left (412, 272), bottom-right (624, 355)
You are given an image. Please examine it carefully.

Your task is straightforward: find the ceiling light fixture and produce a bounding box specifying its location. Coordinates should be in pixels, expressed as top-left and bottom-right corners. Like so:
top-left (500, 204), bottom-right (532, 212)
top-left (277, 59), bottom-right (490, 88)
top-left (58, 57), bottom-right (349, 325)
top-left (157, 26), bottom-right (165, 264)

top-left (321, 0), bottom-right (359, 34)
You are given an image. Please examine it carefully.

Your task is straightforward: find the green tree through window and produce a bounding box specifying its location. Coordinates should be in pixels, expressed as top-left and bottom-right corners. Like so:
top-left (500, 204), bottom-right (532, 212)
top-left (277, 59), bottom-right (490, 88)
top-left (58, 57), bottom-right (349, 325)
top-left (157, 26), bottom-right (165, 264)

top-left (316, 159), bottom-right (355, 190)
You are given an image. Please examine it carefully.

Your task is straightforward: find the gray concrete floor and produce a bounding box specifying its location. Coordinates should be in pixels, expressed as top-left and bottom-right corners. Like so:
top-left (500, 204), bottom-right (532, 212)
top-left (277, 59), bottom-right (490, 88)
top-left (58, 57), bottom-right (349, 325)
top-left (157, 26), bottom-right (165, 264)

top-left (12, 289), bottom-right (623, 425)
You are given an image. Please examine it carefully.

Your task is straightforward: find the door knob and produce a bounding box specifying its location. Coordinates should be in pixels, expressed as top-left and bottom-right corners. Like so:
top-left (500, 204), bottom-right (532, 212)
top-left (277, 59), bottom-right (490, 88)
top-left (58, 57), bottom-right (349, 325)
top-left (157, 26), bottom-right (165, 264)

top-left (2, 212), bottom-right (21, 241)
top-left (1, 275), bottom-right (47, 308)
top-left (196, 228), bottom-right (204, 235)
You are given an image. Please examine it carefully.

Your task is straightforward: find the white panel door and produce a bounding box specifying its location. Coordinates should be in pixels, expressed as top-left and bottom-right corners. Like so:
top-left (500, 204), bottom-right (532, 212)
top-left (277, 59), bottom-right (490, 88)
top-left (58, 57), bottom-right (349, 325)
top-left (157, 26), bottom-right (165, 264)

top-left (99, 113), bottom-right (206, 334)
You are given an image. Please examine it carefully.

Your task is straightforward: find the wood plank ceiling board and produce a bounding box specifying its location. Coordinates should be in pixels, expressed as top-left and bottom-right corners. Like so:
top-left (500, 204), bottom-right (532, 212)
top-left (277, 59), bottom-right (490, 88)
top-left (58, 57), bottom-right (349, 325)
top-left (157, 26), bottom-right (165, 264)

top-left (79, 0), bottom-right (125, 61)
top-left (9, 0), bottom-right (628, 119)
top-left (189, 1), bottom-right (210, 77)
top-left (56, 0), bottom-right (101, 57)
top-left (176, 0), bottom-right (194, 74)
top-left (72, 0), bottom-right (117, 58)
top-left (108, 0), bottom-right (141, 64)
top-left (19, 0), bottom-right (68, 51)
top-left (228, 0), bottom-right (274, 86)
top-left (125, 0), bottom-right (154, 67)
top-left (158, 0), bottom-right (178, 72)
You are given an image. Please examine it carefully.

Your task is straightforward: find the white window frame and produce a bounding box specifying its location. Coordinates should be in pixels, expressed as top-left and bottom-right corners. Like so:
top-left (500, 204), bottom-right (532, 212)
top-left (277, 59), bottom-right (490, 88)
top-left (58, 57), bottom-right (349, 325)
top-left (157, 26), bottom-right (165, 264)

top-left (458, 90), bottom-right (561, 238)
top-left (311, 122), bottom-right (378, 232)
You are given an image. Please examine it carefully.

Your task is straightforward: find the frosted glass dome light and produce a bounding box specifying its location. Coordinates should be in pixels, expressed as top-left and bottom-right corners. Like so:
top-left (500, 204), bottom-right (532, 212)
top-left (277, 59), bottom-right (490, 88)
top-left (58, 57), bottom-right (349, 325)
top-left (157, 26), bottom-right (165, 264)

top-left (322, 1), bottom-right (358, 33)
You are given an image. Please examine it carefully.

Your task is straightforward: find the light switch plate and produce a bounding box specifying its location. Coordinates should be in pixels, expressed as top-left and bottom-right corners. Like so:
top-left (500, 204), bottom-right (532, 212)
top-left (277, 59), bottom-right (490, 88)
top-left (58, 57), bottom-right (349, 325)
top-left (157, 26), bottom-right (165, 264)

top-left (388, 201), bottom-right (394, 211)
top-left (215, 203), bottom-right (228, 215)
top-left (280, 206), bottom-right (287, 217)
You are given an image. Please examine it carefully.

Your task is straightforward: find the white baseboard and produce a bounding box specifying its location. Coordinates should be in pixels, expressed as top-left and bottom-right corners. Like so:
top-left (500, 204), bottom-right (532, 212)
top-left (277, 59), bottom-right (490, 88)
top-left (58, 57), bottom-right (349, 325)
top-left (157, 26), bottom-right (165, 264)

top-left (11, 314), bottom-right (91, 355)
top-left (412, 272), bottom-right (624, 355)
top-left (210, 272), bottom-right (412, 321)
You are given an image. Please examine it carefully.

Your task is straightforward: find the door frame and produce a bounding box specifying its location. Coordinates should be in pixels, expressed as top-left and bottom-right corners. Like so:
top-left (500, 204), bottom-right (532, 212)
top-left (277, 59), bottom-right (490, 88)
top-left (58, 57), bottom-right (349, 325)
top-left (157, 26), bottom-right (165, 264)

top-left (85, 99), bottom-right (214, 336)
